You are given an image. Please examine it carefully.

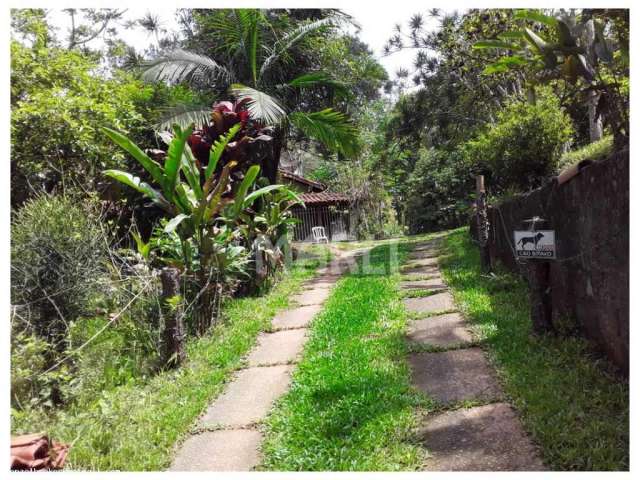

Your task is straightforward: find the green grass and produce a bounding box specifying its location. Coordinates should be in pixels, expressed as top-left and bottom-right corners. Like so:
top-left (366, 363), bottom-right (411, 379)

top-left (558, 135), bottom-right (614, 172)
top-left (439, 228), bottom-right (628, 471)
top-left (11, 247), bottom-right (331, 471)
top-left (260, 240), bottom-right (432, 471)
top-left (330, 236), bottom-right (405, 251)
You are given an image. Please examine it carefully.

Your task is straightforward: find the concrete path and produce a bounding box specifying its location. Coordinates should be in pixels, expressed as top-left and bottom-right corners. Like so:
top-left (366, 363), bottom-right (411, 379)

top-left (402, 239), bottom-right (545, 471)
top-left (169, 248), bottom-right (360, 471)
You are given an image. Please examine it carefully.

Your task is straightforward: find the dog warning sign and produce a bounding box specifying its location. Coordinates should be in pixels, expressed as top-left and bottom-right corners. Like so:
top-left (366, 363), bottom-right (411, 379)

top-left (514, 230), bottom-right (556, 259)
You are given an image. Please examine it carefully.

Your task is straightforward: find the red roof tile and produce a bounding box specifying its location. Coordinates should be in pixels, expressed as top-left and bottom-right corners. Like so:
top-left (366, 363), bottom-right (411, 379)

top-left (299, 192), bottom-right (352, 205)
top-left (278, 168), bottom-right (326, 192)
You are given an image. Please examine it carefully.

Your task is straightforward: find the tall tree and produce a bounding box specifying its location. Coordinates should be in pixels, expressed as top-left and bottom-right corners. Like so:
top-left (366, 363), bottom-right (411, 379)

top-left (143, 9), bottom-right (360, 183)
top-left (473, 9), bottom-right (629, 148)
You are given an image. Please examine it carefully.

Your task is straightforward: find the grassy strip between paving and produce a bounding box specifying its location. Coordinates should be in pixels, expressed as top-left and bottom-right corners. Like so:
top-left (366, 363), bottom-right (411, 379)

top-left (11, 246), bottom-right (331, 471)
top-left (260, 240), bottom-right (432, 471)
top-left (439, 227), bottom-right (629, 471)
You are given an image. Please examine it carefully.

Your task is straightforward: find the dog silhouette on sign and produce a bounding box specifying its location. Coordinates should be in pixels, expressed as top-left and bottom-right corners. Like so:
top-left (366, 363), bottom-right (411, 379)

top-left (517, 232), bottom-right (544, 250)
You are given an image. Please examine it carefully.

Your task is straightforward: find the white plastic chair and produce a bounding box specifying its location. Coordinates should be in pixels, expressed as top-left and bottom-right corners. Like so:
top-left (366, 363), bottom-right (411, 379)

top-left (312, 226), bottom-right (329, 244)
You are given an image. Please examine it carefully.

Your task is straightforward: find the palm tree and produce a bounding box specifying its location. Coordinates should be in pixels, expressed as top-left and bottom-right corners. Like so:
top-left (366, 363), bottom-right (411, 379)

top-left (142, 9), bottom-right (359, 182)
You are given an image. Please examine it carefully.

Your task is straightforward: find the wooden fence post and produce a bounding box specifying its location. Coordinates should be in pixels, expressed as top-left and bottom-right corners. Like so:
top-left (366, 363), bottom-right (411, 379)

top-left (521, 217), bottom-right (554, 335)
top-left (160, 267), bottom-right (186, 367)
top-left (476, 175), bottom-right (491, 272)
top-left (526, 261), bottom-right (553, 334)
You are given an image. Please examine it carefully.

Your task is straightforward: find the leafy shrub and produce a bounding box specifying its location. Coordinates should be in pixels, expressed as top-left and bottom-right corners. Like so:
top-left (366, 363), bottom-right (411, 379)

top-left (10, 331), bottom-right (72, 409)
top-left (11, 195), bottom-right (107, 374)
top-left (405, 148), bottom-right (475, 233)
top-left (10, 40), bottom-right (153, 205)
top-left (11, 195), bottom-right (107, 332)
top-left (464, 88), bottom-right (574, 193)
top-left (557, 134), bottom-right (614, 172)
top-left (10, 36), bottom-right (201, 207)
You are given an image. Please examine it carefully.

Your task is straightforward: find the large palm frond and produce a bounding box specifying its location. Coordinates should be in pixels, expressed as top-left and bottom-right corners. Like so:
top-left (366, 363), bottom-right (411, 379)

top-left (155, 103), bottom-right (212, 131)
top-left (230, 84), bottom-right (287, 125)
top-left (142, 49), bottom-right (231, 85)
top-left (287, 72), bottom-right (349, 98)
top-left (289, 109), bottom-right (360, 157)
top-left (236, 9), bottom-right (263, 85)
top-left (204, 9), bottom-right (264, 86)
top-left (259, 16), bottom-right (342, 79)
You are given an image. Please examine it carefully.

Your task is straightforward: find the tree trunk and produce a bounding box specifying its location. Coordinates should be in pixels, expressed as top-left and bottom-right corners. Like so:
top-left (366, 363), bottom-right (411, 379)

top-left (262, 128), bottom-right (285, 184)
top-left (160, 267), bottom-right (186, 367)
top-left (588, 89), bottom-right (603, 142)
top-left (196, 237), bottom-right (218, 335)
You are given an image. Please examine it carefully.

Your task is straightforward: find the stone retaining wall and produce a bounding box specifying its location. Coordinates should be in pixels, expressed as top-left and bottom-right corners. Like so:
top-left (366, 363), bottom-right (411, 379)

top-left (475, 150), bottom-right (629, 373)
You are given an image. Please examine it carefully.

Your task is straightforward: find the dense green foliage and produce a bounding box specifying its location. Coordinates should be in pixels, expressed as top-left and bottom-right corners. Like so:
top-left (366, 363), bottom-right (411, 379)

top-left (440, 228), bottom-right (628, 470)
top-left (144, 9), bottom-right (375, 179)
top-left (11, 196), bottom-right (106, 340)
top-left (405, 148), bottom-right (472, 233)
top-left (11, 41), bottom-right (147, 205)
top-left (474, 9), bottom-right (629, 148)
top-left (10, 12), bottom-right (201, 206)
top-left (10, 194), bottom-right (166, 410)
top-left (465, 89), bottom-right (574, 192)
top-left (261, 242), bottom-right (426, 470)
top-left (378, 8), bottom-right (628, 234)
top-left (12, 247), bottom-right (331, 470)
top-left (558, 134), bottom-right (614, 171)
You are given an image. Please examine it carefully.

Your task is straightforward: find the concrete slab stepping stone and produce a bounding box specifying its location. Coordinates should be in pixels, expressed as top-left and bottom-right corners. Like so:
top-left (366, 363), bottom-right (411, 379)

top-left (404, 292), bottom-right (455, 314)
top-left (199, 365), bottom-right (293, 428)
top-left (406, 257), bottom-right (439, 268)
top-left (413, 243), bottom-right (439, 251)
top-left (402, 265), bottom-right (440, 276)
top-left (419, 403), bottom-right (545, 471)
top-left (170, 429), bottom-right (262, 471)
top-left (401, 272), bottom-right (442, 281)
top-left (291, 288), bottom-right (331, 306)
top-left (320, 276), bottom-right (343, 284)
top-left (400, 277), bottom-right (447, 290)
top-left (247, 329), bottom-right (307, 367)
top-left (407, 313), bottom-right (473, 346)
top-left (303, 279), bottom-right (334, 289)
top-left (271, 304), bottom-right (322, 330)
top-left (408, 348), bottom-right (502, 404)
top-left (408, 251), bottom-right (437, 260)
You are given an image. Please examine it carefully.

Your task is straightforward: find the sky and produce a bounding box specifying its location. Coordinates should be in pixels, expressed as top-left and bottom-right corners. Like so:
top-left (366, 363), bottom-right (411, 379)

top-left (342, 5), bottom-right (441, 81)
top-left (46, 6), bottom-right (443, 83)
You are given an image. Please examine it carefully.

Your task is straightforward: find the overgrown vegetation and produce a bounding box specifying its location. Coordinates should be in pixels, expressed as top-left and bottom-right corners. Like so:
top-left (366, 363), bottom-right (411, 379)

top-left (261, 242), bottom-right (428, 471)
top-left (558, 134), bottom-right (614, 171)
top-left (464, 88), bottom-right (574, 193)
top-left (9, 7), bottom-right (385, 453)
top-left (9, 6), bottom-right (629, 472)
top-left (11, 195), bottom-right (109, 407)
top-left (439, 228), bottom-right (628, 470)
top-left (12, 246), bottom-right (331, 470)
top-left (378, 8), bottom-right (628, 233)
